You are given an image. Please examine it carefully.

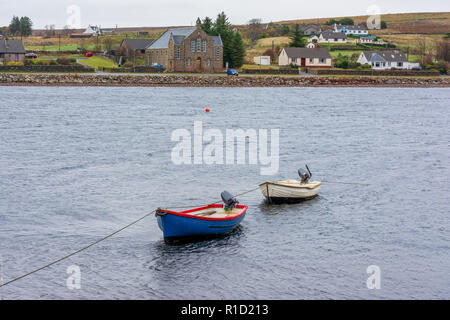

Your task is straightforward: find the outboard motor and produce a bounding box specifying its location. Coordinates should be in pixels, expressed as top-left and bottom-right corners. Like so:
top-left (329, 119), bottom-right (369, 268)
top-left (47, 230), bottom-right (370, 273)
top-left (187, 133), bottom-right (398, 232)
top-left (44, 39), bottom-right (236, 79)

top-left (221, 190), bottom-right (239, 211)
top-left (298, 164), bottom-right (312, 184)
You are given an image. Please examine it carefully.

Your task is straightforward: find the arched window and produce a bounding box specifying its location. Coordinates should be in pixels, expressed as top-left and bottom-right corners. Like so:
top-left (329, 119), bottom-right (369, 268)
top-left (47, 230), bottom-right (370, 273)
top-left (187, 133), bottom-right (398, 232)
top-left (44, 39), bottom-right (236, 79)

top-left (197, 38), bottom-right (201, 52)
top-left (203, 40), bottom-right (207, 52)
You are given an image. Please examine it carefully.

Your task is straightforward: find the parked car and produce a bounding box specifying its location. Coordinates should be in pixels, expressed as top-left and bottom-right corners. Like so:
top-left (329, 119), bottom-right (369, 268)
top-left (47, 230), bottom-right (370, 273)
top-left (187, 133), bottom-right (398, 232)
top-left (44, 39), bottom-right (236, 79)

top-left (411, 66), bottom-right (422, 71)
top-left (85, 51), bottom-right (93, 57)
top-left (227, 68), bottom-right (239, 76)
top-left (25, 53), bottom-right (38, 59)
top-left (152, 63), bottom-right (164, 69)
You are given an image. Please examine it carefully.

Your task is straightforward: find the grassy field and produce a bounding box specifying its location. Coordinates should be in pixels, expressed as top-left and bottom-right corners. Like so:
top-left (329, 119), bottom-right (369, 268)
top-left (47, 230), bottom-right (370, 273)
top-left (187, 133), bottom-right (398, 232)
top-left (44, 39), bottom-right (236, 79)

top-left (78, 56), bottom-right (118, 69)
top-left (242, 64), bottom-right (280, 69)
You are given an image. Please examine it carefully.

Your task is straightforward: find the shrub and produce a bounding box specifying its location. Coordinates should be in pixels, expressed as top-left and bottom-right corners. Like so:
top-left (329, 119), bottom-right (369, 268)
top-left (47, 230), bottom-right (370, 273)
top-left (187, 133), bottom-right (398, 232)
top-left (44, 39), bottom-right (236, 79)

top-left (56, 58), bottom-right (72, 65)
top-left (122, 61), bottom-right (134, 68)
top-left (70, 58), bottom-right (77, 63)
top-left (6, 61), bottom-right (24, 66)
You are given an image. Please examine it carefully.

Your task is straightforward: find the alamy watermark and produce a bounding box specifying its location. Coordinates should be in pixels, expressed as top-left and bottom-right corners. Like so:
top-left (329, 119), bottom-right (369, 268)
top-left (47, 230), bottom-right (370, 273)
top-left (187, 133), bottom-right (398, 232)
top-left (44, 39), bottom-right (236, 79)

top-left (66, 5), bottom-right (81, 29)
top-left (171, 121), bottom-right (279, 175)
top-left (366, 5), bottom-right (381, 29)
top-left (366, 265), bottom-right (381, 289)
top-left (66, 265), bottom-right (81, 290)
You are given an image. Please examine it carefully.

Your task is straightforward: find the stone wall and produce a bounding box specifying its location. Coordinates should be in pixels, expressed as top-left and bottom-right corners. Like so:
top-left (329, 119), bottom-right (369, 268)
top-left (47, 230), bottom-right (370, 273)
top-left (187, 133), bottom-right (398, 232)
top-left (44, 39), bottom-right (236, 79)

top-left (98, 66), bottom-right (165, 73)
top-left (0, 73), bottom-right (448, 87)
top-left (0, 64), bottom-right (95, 72)
top-left (307, 68), bottom-right (440, 76)
top-left (242, 69), bottom-right (299, 75)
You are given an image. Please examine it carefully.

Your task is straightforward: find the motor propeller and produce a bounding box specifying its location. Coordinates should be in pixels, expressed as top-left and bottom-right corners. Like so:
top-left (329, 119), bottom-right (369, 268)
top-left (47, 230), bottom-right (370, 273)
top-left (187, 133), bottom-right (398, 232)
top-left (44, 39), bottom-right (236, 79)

top-left (298, 164), bottom-right (312, 183)
top-left (221, 190), bottom-right (239, 211)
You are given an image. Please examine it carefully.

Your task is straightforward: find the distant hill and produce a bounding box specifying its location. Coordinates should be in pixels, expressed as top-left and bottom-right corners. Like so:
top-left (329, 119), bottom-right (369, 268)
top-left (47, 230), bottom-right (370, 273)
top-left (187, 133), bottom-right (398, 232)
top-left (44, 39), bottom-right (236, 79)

top-left (273, 12), bottom-right (450, 34)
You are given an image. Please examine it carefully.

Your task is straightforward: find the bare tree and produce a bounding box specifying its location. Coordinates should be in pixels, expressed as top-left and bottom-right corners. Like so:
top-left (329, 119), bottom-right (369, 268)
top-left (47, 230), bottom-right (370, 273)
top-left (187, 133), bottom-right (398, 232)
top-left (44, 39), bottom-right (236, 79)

top-left (432, 39), bottom-right (449, 62)
top-left (248, 18), bottom-right (263, 42)
top-left (103, 37), bottom-right (113, 52)
top-left (415, 36), bottom-right (427, 66)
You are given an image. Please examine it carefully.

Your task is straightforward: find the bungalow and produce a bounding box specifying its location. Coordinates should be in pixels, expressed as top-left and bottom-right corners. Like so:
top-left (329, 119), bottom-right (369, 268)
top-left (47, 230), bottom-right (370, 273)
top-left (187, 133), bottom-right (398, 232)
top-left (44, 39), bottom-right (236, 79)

top-left (318, 30), bottom-right (347, 43)
top-left (83, 25), bottom-right (101, 36)
top-left (0, 39), bottom-right (25, 64)
top-left (334, 24), bottom-right (368, 36)
top-left (279, 47), bottom-right (332, 68)
top-left (357, 50), bottom-right (420, 70)
top-left (360, 35), bottom-right (376, 44)
top-left (302, 24), bottom-right (322, 36)
top-left (120, 38), bottom-right (155, 59)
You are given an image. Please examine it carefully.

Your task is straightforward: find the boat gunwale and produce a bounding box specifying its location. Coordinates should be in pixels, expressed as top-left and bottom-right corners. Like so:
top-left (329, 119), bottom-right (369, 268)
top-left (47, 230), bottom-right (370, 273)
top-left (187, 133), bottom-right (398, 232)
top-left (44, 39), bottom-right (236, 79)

top-left (163, 204), bottom-right (248, 221)
top-left (258, 181), bottom-right (321, 190)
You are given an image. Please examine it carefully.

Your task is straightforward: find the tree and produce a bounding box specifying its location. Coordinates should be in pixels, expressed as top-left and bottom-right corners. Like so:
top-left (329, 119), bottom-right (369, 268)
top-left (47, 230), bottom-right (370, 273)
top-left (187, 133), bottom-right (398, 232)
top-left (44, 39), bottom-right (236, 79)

top-left (231, 32), bottom-right (245, 68)
top-left (212, 12), bottom-right (234, 67)
top-left (8, 16), bottom-right (32, 37)
top-left (247, 18), bottom-right (262, 42)
top-left (380, 21), bottom-right (387, 29)
top-left (201, 17), bottom-right (213, 34)
top-left (339, 18), bottom-right (354, 25)
top-left (198, 11), bottom-right (246, 68)
top-left (8, 16), bottom-right (21, 36)
top-left (289, 24), bottom-right (306, 47)
top-left (19, 16), bottom-right (33, 37)
top-left (325, 18), bottom-right (354, 26)
top-left (281, 25), bottom-right (290, 36)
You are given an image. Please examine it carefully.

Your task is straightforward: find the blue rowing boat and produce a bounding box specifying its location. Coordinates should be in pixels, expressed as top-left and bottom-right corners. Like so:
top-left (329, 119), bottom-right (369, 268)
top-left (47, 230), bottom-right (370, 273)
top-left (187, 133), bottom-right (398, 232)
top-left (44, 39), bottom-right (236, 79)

top-left (155, 191), bottom-right (247, 243)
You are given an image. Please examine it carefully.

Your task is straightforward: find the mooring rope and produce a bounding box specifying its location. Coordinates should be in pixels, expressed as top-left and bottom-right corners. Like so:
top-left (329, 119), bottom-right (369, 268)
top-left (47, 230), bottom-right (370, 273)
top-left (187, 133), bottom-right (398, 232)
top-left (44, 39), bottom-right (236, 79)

top-left (0, 209), bottom-right (156, 289)
top-left (0, 187), bottom-right (261, 289)
top-left (321, 180), bottom-right (371, 186)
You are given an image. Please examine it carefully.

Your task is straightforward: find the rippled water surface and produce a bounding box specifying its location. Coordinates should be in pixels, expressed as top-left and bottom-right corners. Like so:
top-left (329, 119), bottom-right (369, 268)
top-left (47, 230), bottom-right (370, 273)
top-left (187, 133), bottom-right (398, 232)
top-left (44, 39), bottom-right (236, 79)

top-left (0, 87), bottom-right (449, 299)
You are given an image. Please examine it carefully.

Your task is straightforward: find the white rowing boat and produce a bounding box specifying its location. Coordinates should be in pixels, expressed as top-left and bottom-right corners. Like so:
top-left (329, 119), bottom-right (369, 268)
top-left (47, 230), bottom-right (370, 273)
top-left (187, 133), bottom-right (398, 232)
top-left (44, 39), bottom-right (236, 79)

top-left (259, 180), bottom-right (321, 203)
top-left (259, 165), bottom-right (321, 203)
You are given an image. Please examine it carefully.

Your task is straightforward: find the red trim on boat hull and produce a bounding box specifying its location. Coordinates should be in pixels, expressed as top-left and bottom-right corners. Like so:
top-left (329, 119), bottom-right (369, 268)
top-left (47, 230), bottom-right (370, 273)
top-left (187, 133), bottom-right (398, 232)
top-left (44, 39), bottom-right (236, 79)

top-left (161, 204), bottom-right (248, 221)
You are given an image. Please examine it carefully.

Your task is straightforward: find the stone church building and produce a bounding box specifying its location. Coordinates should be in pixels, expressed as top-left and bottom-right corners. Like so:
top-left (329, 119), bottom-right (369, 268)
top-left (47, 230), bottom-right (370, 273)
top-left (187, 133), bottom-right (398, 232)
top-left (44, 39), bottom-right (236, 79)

top-left (145, 27), bottom-right (223, 72)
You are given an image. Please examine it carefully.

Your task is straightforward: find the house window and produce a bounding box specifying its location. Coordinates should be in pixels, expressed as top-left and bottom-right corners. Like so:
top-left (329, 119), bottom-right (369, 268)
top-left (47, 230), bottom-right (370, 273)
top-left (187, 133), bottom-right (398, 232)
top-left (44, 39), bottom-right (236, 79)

top-left (187, 58), bottom-right (191, 66)
top-left (397, 62), bottom-right (403, 67)
top-left (207, 58), bottom-right (210, 66)
top-left (203, 40), bottom-right (207, 52)
top-left (197, 37), bottom-right (201, 52)
top-left (176, 47), bottom-right (181, 60)
top-left (334, 38), bottom-right (338, 42)
top-left (309, 58), bottom-right (313, 63)
top-left (291, 58), bottom-right (296, 63)
top-left (319, 58), bottom-right (325, 63)
top-left (216, 47), bottom-right (220, 60)
top-left (191, 40), bottom-right (195, 52)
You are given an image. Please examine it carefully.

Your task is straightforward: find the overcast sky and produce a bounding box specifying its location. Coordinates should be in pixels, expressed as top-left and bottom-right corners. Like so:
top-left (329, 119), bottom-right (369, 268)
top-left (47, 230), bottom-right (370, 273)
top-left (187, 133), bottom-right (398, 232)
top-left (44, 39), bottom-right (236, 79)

top-left (0, 0), bottom-right (448, 29)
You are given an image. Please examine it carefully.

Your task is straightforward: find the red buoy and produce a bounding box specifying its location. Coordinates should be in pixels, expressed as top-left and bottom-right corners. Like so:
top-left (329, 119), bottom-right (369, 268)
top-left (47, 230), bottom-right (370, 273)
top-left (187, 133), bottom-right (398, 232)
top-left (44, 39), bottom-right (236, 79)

top-left (205, 108), bottom-right (210, 112)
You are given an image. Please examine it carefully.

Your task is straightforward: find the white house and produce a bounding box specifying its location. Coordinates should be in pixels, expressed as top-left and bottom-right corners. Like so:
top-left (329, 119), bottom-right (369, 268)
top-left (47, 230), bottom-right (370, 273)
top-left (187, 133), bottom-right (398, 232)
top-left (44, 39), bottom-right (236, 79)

top-left (359, 35), bottom-right (376, 44)
top-left (302, 24), bottom-right (322, 36)
top-left (334, 24), bottom-right (368, 36)
top-left (318, 30), bottom-right (347, 43)
top-left (357, 50), bottom-right (420, 70)
top-left (83, 25), bottom-right (102, 36)
top-left (279, 47), bottom-right (332, 68)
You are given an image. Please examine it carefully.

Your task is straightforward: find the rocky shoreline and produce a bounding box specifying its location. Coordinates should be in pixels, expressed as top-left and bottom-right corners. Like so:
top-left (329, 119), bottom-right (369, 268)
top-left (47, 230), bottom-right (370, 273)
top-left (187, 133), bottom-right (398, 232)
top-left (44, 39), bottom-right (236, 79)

top-left (0, 73), bottom-right (449, 87)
